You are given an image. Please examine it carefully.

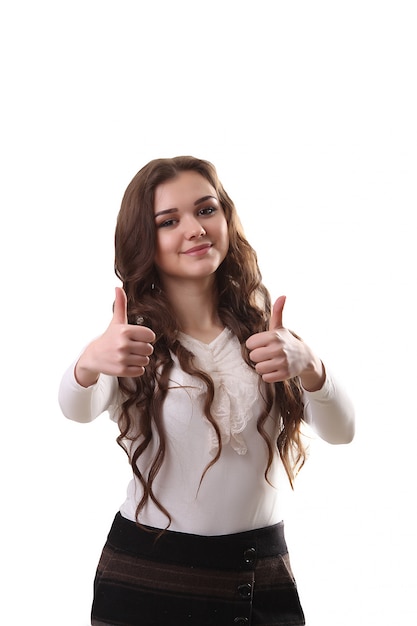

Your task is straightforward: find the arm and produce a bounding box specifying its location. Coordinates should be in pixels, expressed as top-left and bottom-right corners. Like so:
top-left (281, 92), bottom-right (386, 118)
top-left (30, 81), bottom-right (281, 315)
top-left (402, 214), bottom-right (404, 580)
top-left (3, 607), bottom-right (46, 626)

top-left (302, 371), bottom-right (355, 444)
top-left (246, 295), bottom-right (355, 444)
top-left (58, 361), bottom-right (119, 423)
top-left (58, 287), bottom-right (155, 423)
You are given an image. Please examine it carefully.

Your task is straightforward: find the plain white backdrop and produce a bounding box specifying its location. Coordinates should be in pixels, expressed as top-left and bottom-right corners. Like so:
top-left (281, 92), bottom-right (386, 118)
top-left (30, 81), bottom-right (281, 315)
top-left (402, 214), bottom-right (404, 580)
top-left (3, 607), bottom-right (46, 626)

top-left (1, 1), bottom-right (416, 624)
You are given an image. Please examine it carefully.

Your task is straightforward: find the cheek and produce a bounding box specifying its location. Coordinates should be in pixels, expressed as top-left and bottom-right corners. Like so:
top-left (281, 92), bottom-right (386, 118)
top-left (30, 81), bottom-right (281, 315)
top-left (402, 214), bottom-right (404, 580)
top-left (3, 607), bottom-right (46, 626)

top-left (154, 232), bottom-right (178, 270)
top-left (153, 238), bottom-right (166, 267)
top-left (155, 232), bottom-right (170, 254)
top-left (221, 225), bottom-right (230, 253)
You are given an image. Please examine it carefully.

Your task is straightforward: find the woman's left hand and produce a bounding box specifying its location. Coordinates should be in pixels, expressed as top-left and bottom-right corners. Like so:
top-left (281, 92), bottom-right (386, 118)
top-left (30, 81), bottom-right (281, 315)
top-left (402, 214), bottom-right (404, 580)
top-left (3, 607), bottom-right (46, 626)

top-left (245, 296), bottom-right (326, 391)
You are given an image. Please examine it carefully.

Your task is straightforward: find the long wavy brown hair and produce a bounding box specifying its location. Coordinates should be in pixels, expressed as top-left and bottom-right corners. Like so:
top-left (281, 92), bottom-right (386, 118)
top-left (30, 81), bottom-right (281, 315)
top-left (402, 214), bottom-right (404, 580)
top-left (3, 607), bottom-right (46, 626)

top-left (114, 156), bottom-right (306, 528)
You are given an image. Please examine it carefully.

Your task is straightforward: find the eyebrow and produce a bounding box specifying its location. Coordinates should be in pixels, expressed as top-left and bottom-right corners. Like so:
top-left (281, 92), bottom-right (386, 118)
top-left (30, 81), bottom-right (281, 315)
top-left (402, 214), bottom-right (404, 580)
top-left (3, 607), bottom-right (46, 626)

top-left (154, 195), bottom-right (218, 218)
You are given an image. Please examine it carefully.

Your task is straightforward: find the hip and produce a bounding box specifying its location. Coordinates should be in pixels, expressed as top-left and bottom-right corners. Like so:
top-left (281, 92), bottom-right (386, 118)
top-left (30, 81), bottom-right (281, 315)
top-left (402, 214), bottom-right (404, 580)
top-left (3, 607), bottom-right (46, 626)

top-left (92, 513), bottom-right (305, 626)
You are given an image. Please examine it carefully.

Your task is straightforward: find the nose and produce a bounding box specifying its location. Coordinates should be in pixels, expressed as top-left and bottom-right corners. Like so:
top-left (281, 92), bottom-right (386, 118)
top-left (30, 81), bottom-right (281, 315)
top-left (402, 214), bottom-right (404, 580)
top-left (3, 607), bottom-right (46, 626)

top-left (184, 217), bottom-right (206, 239)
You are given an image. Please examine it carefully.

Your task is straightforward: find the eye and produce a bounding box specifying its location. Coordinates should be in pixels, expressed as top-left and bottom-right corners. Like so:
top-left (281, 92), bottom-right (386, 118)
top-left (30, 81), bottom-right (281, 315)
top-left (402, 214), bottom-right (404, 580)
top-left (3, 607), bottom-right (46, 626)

top-left (157, 218), bottom-right (177, 228)
top-left (198, 206), bottom-right (217, 216)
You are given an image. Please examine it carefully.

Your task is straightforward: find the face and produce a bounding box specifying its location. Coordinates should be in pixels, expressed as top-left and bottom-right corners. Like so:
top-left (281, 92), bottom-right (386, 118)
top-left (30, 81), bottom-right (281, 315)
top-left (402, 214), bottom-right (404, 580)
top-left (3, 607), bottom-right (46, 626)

top-left (153, 171), bottom-right (229, 287)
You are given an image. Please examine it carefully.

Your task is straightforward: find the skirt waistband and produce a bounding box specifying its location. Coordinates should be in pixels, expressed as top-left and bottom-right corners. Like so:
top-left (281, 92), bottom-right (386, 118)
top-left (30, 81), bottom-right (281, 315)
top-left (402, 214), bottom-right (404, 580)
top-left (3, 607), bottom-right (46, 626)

top-left (106, 512), bottom-right (288, 570)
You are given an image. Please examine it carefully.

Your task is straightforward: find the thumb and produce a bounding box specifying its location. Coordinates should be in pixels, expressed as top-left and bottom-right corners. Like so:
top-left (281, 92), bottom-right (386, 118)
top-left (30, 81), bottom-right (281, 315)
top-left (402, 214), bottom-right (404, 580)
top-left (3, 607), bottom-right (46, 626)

top-left (269, 295), bottom-right (286, 331)
top-left (111, 287), bottom-right (128, 325)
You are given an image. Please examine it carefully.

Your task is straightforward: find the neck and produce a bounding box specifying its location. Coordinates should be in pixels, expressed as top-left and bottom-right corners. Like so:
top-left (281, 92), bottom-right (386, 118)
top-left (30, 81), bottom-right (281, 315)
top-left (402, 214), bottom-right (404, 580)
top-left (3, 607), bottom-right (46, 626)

top-left (162, 277), bottom-right (224, 342)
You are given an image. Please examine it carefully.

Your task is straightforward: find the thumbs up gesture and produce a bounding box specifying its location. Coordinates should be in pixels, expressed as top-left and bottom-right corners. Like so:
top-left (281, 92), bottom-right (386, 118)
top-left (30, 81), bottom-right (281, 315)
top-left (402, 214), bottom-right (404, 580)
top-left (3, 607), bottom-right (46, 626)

top-left (74, 287), bottom-right (156, 387)
top-left (246, 296), bottom-right (325, 391)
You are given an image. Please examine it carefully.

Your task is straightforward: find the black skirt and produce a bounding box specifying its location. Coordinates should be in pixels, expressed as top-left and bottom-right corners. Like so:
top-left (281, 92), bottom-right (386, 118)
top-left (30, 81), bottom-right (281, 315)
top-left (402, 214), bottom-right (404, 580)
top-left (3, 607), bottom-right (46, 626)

top-left (91, 512), bottom-right (305, 626)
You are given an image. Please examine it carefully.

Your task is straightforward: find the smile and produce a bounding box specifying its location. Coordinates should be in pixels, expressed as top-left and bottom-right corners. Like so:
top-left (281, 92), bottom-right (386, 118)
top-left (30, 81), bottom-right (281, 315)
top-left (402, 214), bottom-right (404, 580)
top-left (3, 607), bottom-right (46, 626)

top-left (182, 243), bottom-right (213, 256)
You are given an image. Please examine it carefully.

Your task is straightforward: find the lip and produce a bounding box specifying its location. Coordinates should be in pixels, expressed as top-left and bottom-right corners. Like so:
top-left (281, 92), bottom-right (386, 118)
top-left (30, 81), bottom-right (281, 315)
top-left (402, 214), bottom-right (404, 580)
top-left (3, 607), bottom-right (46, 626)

top-left (182, 243), bottom-right (212, 256)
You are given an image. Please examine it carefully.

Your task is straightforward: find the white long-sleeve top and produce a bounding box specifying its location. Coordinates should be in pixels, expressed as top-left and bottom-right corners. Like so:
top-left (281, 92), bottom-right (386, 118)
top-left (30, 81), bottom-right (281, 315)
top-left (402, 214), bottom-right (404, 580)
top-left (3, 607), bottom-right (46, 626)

top-left (58, 328), bottom-right (354, 535)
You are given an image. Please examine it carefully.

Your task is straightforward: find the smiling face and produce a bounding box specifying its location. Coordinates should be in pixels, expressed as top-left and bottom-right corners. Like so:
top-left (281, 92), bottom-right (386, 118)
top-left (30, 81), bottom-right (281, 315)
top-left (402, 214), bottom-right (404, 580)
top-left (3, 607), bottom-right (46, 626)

top-left (153, 170), bottom-right (229, 288)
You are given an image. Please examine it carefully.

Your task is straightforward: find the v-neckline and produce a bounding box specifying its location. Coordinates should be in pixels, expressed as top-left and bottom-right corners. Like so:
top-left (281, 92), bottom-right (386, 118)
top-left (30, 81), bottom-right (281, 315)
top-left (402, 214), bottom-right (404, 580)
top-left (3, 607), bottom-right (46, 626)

top-left (177, 326), bottom-right (229, 347)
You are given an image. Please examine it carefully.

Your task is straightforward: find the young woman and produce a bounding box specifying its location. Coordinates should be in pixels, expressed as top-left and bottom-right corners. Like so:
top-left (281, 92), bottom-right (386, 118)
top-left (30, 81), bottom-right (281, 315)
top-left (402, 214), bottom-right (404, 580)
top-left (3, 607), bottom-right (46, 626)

top-left (59, 156), bottom-right (355, 626)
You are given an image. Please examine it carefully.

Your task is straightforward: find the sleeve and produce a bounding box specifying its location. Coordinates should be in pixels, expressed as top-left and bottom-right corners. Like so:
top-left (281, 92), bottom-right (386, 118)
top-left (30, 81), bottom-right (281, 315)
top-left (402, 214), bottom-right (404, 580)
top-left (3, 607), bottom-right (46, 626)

top-left (58, 361), bottom-right (119, 423)
top-left (302, 371), bottom-right (355, 444)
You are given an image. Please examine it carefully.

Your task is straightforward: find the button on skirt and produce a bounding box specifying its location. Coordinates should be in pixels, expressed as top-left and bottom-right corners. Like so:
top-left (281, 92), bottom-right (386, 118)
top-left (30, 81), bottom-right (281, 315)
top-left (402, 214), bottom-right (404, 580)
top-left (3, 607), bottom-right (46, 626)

top-left (91, 512), bottom-right (305, 626)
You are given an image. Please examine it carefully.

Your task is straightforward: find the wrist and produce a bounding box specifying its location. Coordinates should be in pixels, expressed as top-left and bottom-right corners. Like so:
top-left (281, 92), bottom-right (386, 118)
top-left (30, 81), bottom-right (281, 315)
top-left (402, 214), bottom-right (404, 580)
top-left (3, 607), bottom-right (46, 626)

top-left (300, 358), bottom-right (326, 392)
top-left (74, 351), bottom-right (100, 388)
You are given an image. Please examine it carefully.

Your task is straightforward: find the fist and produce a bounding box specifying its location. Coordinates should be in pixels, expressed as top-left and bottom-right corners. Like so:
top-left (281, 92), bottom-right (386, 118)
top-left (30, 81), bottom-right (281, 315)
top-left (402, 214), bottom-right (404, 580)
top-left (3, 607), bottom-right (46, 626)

top-left (246, 296), bottom-right (321, 386)
top-left (75, 287), bottom-right (155, 386)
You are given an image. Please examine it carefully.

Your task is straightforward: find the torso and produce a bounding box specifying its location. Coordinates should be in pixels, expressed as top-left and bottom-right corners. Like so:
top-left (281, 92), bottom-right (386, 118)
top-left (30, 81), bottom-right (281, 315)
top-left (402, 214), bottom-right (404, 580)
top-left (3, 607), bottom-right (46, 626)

top-left (116, 328), bottom-right (289, 535)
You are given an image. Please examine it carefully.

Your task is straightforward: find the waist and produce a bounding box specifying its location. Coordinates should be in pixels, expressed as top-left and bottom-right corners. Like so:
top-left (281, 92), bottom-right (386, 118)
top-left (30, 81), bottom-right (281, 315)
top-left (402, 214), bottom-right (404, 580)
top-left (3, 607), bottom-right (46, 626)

top-left (107, 512), bottom-right (288, 570)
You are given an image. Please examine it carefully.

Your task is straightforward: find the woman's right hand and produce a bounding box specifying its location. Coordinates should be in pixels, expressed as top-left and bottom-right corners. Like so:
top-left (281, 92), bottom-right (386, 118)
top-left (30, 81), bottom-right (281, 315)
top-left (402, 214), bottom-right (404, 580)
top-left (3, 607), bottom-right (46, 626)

top-left (74, 287), bottom-right (156, 387)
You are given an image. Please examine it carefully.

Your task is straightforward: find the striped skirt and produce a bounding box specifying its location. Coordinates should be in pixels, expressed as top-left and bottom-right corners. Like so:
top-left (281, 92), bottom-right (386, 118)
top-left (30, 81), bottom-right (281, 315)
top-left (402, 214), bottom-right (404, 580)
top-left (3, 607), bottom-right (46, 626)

top-left (91, 512), bottom-right (305, 626)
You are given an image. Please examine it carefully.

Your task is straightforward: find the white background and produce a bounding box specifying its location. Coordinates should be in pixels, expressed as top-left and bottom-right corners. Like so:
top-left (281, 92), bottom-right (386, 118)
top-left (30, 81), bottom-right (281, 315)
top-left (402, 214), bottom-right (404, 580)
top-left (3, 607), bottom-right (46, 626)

top-left (1, 1), bottom-right (416, 624)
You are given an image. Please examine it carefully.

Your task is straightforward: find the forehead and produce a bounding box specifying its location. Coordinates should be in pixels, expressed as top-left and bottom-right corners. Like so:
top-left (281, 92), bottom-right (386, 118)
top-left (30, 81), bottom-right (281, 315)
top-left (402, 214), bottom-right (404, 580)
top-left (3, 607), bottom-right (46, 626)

top-left (154, 171), bottom-right (217, 211)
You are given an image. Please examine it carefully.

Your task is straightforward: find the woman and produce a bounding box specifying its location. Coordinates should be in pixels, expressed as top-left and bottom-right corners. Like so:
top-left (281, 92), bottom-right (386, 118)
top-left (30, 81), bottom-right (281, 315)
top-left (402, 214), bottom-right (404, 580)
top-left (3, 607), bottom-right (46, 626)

top-left (59, 156), bottom-right (355, 626)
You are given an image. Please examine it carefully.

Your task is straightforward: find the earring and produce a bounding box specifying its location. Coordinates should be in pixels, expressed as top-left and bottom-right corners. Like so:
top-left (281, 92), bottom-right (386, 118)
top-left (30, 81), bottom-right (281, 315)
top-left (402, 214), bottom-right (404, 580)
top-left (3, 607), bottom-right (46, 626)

top-left (150, 282), bottom-right (162, 294)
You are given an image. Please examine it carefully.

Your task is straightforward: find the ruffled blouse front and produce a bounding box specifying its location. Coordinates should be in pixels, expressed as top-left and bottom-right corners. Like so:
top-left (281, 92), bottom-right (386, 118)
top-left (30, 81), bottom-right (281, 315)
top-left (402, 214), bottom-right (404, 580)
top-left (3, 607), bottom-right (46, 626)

top-left (58, 324), bottom-right (354, 534)
top-left (177, 327), bottom-right (262, 457)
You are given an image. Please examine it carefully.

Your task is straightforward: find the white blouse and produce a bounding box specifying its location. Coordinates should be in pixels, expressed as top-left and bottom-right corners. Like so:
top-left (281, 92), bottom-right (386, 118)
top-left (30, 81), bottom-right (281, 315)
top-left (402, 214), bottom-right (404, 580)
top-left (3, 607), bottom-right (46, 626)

top-left (58, 328), bottom-right (354, 535)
